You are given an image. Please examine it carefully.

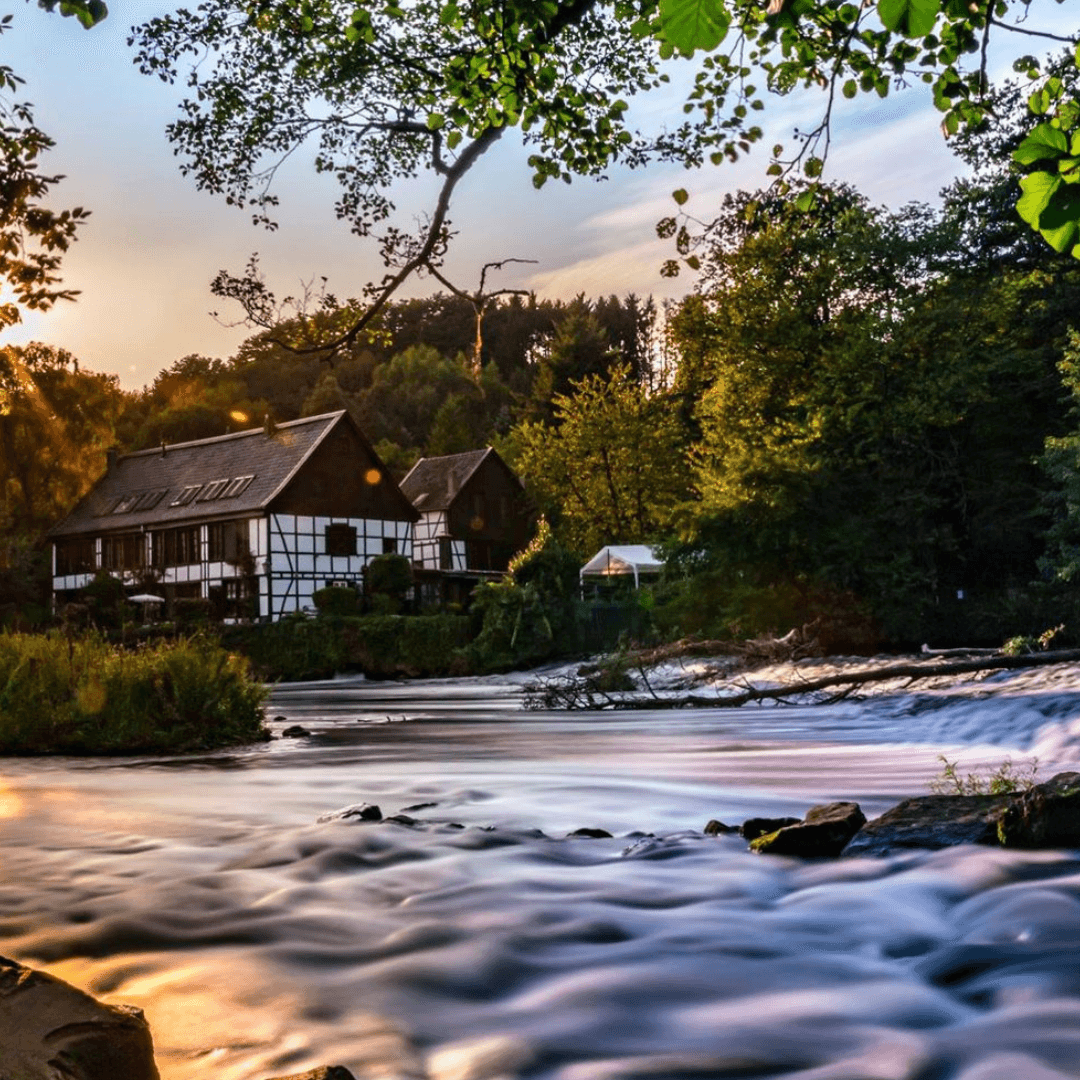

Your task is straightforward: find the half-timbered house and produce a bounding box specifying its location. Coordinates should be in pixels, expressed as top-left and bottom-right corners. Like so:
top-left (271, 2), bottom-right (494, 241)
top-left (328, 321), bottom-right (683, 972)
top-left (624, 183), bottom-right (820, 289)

top-left (48, 411), bottom-right (418, 620)
top-left (400, 448), bottom-right (531, 604)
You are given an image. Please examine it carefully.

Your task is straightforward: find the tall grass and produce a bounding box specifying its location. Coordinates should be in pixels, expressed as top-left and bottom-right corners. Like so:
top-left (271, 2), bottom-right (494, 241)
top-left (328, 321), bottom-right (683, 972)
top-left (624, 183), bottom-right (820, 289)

top-left (0, 632), bottom-right (268, 754)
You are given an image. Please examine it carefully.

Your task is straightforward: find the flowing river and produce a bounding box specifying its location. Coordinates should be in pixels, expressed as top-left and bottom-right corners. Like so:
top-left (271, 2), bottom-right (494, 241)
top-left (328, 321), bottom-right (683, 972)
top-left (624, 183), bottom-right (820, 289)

top-left (5, 667), bottom-right (1080, 1080)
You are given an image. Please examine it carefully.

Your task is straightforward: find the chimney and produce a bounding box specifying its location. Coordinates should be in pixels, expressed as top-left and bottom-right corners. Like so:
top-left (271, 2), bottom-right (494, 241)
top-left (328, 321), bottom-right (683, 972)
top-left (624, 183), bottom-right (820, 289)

top-left (264, 412), bottom-right (277, 437)
top-left (106, 447), bottom-right (118, 471)
top-left (160, 440), bottom-right (167, 457)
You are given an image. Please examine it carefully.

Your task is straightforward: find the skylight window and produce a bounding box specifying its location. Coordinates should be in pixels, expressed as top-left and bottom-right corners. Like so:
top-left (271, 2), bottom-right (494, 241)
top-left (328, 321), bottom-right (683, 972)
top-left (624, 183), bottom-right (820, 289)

top-left (95, 496), bottom-right (123, 516)
top-left (222, 474), bottom-right (254, 498)
top-left (133, 489), bottom-right (167, 511)
top-left (112, 493), bottom-right (140, 514)
top-left (170, 485), bottom-right (202, 507)
top-left (197, 479), bottom-right (230, 502)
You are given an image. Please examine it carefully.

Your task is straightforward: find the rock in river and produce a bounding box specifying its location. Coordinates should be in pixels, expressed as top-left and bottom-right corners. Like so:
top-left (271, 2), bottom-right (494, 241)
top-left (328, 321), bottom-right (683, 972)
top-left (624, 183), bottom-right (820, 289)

top-left (740, 816), bottom-right (801, 841)
top-left (0, 954), bottom-right (159, 1079)
top-left (842, 794), bottom-right (1016, 857)
top-left (750, 802), bottom-right (867, 857)
top-left (317, 803), bottom-right (383, 823)
top-left (997, 771), bottom-right (1080, 848)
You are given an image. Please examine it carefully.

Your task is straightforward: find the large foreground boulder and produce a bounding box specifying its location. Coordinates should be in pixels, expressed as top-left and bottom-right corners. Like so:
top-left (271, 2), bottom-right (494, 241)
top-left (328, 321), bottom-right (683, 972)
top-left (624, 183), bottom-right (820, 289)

top-left (842, 794), bottom-right (1015, 857)
top-left (749, 802), bottom-right (866, 857)
top-left (0, 955), bottom-right (159, 1080)
top-left (264, 1068), bottom-right (357, 1080)
top-left (997, 771), bottom-right (1080, 848)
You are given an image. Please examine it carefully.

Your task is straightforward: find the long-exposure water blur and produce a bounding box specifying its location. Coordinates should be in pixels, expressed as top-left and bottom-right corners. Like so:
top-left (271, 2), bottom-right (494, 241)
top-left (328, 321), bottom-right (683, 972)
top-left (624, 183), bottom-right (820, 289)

top-left (5, 668), bottom-right (1080, 1079)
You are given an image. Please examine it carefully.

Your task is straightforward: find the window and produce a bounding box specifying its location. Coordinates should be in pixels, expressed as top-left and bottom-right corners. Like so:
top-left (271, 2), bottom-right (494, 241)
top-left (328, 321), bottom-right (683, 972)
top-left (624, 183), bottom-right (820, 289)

top-left (208, 520), bottom-right (250, 563)
top-left (325, 523), bottom-right (357, 557)
top-left (382, 537), bottom-right (398, 555)
top-left (152, 526), bottom-right (201, 567)
top-left (112, 493), bottom-right (140, 514)
top-left (133, 489), bottom-right (167, 511)
top-left (222, 475), bottom-right (255, 498)
top-left (114, 489), bottom-right (167, 514)
top-left (101, 533), bottom-right (145, 570)
top-left (171, 485), bottom-right (201, 507)
top-left (197, 479), bottom-right (230, 502)
top-left (55, 537), bottom-right (96, 575)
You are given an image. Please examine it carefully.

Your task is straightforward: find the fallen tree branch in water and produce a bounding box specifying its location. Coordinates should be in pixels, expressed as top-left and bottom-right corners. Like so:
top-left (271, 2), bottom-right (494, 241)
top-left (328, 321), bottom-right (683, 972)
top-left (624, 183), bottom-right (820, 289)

top-left (525, 649), bottom-right (1080, 710)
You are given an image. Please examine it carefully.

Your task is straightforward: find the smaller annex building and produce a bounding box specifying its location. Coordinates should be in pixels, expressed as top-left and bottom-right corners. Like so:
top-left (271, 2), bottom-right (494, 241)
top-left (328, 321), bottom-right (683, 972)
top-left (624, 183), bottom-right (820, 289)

top-left (48, 411), bottom-right (419, 620)
top-left (400, 447), bottom-right (531, 604)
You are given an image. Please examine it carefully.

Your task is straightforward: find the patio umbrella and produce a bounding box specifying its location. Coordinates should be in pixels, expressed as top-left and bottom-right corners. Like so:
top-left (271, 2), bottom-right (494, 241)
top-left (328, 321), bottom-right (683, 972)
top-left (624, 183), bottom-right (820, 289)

top-left (128, 594), bottom-right (165, 604)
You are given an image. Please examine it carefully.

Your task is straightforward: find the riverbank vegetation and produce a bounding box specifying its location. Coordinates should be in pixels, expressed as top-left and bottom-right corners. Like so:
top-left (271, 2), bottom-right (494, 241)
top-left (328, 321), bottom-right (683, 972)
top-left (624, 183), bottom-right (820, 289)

top-left (0, 632), bottom-right (267, 755)
top-left (221, 613), bottom-right (472, 682)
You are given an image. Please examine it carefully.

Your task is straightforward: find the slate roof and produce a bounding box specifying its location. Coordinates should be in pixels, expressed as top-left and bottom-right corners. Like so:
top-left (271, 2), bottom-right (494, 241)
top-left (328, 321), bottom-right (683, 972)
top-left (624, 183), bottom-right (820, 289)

top-left (399, 448), bottom-right (496, 512)
top-left (50, 412), bottom-right (348, 538)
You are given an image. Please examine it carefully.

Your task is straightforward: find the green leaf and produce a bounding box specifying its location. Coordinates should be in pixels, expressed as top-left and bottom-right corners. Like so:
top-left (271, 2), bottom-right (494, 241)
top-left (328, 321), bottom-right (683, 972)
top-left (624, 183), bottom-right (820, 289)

top-left (1017, 170), bottom-right (1062, 226)
top-left (1037, 184), bottom-right (1080, 253)
top-left (426, 112), bottom-right (445, 130)
top-left (877, 0), bottom-right (940, 38)
top-left (794, 189), bottom-right (816, 213)
top-left (1060, 157), bottom-right (1080, 184)
top-left (657, 0), bottom-right (731, 56)
top-left (672, 188), bottom-right (689, 205)
top-left (1013, 123), bottom-right (1069, 166)
top-left (842, 80), bottom-right (857, 99)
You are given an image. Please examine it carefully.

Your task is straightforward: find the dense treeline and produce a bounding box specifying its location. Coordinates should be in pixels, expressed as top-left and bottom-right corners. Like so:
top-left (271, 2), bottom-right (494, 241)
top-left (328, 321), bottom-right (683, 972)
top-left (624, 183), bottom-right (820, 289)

top-left (7, 64), bottom-right (1080, 652)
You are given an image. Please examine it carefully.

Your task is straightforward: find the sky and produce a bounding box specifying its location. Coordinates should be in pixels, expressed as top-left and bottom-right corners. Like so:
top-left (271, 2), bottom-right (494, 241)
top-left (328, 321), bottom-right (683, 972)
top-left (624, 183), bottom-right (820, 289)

top-left (2, 2), bottom-right (1073, 390)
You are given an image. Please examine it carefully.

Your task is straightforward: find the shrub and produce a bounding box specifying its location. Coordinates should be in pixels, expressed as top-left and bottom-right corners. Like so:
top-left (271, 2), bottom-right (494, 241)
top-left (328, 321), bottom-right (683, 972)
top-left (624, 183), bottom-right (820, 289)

top-left (312, 585), bottom-right (360, 616)
top-left (366, 553), bottom-right (413, 604)
top-left (174, 596), bottom-right (213, 628)
top-left (81, 572), bottom-right (128, 630)
top-left (222, 614), bottom-right (471, 681)
top-left (468, 518), bottom-right (585, 670)
top-left (0, 631), bottom-right (268, 755)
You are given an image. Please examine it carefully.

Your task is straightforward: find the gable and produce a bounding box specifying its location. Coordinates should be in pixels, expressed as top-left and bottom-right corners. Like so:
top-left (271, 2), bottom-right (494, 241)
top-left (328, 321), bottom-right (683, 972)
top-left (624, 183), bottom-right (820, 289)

top-left (270, 418), bottom-right (419, 521)
top-left (446, 453), bottom-right (530, 543)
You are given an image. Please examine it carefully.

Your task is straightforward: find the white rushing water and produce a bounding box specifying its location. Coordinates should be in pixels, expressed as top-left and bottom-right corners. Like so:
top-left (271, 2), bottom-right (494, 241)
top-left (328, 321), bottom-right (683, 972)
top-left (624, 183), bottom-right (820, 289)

top-left (5, 670), bottom-right (1080, 1079)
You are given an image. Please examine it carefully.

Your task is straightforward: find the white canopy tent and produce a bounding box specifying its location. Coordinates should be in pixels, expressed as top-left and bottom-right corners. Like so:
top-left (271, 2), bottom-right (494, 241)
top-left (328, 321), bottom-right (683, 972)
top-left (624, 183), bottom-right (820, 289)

top-left (579, 545), bottom-right (664, 590)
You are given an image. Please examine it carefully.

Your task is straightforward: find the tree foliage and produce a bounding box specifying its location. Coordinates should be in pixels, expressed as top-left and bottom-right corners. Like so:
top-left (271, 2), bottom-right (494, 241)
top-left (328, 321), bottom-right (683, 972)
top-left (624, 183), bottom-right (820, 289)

top-left (666, 177), bottom-right (1077, 640)
top-left (0, 11), bottom-right (98, 332)
top-left (652, 0), bottom-right (1078, 269)
top-left (130, 0), bottom-right (682, 355)
top-left (0, 343), bottom-right (126, 539)
top-left (513, 364), bottom-right (693, 553)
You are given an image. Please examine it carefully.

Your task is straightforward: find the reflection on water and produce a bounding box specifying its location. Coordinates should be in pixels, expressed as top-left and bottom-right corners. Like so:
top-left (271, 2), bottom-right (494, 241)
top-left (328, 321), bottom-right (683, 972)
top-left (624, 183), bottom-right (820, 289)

top-left (3, 676), bottom-right (1080, 1079)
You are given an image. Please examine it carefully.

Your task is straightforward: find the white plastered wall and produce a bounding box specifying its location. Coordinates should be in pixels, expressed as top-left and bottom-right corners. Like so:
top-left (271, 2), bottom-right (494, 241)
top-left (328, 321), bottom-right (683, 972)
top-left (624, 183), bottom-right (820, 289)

top-left (264, 513), bottom-right (413, 619)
